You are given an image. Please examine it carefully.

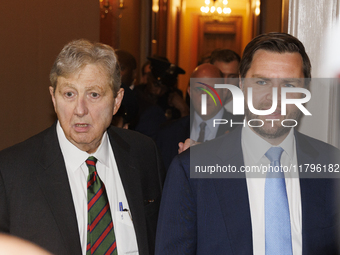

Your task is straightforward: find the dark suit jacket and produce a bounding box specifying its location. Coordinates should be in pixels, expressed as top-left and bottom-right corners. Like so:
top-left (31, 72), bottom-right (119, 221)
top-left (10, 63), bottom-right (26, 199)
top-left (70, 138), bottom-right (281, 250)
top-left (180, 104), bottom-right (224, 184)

top-left (156, 109), bottom-right (243, 170)
top-left (155, 127), bottom-right (340, 255)
top-left (0, 123), bottom-right (165, 255)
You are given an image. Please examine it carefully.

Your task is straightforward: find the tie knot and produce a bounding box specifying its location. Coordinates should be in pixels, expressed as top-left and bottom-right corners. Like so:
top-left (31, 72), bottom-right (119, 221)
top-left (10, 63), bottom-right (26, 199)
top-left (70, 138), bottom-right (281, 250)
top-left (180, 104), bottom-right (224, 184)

top-left (86, 156), bottom-right (98, 167)
top-left (200, 122), bottom-right (207, 129)
top-left (265, 147), bottom-right (284, 162)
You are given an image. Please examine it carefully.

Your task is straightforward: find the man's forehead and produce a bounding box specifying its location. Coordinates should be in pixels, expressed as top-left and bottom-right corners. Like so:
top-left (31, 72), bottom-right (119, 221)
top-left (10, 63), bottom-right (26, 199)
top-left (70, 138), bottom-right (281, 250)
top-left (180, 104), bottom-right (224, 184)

top-left (251, 49), bottom-right (303, 63)
top-left (56, 75), bottom-right (109, 92)
top-left (246, 50), bottom-right (304, 78)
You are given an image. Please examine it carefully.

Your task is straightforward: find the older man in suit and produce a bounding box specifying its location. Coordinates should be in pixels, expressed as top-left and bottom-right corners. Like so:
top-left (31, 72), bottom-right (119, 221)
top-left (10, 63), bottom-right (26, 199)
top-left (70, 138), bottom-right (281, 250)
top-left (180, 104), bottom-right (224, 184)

top-left (0, 39), bottom-right (165, 255)
top-left (155, 33), bottom-right (340, 255)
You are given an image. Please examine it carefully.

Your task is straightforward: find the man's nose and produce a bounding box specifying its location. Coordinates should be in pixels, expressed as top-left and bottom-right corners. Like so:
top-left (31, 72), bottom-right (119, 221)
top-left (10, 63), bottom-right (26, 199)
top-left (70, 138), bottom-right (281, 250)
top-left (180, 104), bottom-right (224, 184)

top-left (74, 96), bottom-right (88, 116)
top-left (266, 81), bottom-right (281, 102)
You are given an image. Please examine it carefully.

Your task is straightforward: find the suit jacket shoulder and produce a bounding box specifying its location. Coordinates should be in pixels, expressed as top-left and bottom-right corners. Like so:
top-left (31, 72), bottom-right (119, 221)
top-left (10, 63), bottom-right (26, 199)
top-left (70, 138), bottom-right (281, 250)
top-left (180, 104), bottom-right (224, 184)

top-left (156, 127), bottom-right (340, 255)
top-left (0, 124), bottom-right (166, 255)
top-left (0, 124), bottom-right (81, 255)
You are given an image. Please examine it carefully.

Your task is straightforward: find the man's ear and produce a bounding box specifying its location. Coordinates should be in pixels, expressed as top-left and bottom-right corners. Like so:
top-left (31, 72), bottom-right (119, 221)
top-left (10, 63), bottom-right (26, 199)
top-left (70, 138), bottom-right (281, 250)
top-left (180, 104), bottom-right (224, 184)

top-left (113, 88), bottom-right (124, 115)
top-left (49, 86), bottom-right (56, 111)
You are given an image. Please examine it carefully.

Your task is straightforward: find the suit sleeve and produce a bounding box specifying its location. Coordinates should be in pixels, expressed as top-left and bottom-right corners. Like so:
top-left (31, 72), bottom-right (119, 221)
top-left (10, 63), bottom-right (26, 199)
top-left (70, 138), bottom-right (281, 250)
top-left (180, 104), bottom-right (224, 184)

top-left (155, 153), bottom-right (197, 255)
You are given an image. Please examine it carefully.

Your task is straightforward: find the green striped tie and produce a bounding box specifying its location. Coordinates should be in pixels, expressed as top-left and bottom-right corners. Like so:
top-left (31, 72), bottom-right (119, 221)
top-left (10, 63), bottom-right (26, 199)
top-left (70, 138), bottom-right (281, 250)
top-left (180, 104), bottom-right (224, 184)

top-left (86, 156), bottom-right (118, 255)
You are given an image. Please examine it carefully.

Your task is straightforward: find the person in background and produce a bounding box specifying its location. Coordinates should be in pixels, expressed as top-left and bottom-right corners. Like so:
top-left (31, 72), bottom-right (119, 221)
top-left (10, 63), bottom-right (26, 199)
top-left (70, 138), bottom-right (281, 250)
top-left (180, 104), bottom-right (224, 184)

top-left (140, 60), bottom-right (151, 84)
top-left (210, 48), bottom-right (240, 79)
top-left (115, 49), bottom-right (137, 89)
top-left (135, 56), bottom-right (188, 138)
top-left (115, 49), bottom-right (139, 129)
top-left (156, 63), bottom-right (242, 170)
top-left (210, 49), bottom-right (241, 113)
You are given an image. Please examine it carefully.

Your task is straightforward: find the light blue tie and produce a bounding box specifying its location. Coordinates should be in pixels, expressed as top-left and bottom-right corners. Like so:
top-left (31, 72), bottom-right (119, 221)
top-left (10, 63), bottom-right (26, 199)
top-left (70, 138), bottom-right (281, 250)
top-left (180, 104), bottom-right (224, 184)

top-left (265, 147), bottom-right (293, 255)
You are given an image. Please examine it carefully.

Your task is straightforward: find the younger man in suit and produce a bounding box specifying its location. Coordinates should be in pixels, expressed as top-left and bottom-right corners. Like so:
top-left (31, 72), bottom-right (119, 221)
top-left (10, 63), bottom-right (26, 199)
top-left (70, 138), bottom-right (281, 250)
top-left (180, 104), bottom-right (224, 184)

top-left (0, 39), bottom-right (165, 255)
top-left (155, 33), bottom-right (340, 255)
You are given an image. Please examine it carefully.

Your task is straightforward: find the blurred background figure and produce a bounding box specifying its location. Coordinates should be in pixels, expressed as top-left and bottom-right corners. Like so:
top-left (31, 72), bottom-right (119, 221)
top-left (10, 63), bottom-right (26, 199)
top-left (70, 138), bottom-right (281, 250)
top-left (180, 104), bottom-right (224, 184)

top-left (135, 56), bottom-right (188, 138)
top-left (210, 49), bottom-right (241, 113)
top-left (0, 234), bottom-right (52, 255)
top-left (197, 53), bottom-right (212, 66)
top-left (115, 49), bottom-right (137, 89)
top-left (140, 60), bottom-right (151, 84)
top-left (111, 105), bottom-right (131, 129)
top-left (114, 49), bottom-right (139, 129)
top-left (210, 49), bottom-right (240, 80)
top-left (156, 63), bottom-right (243, 170)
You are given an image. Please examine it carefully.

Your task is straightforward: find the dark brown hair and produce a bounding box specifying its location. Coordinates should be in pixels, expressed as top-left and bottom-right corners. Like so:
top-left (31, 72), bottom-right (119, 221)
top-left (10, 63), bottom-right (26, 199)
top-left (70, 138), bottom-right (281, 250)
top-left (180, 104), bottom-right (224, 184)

top-left (240, 33), bottom-right (311, 82)
top-left (210, 49), bottom-right (241, 65)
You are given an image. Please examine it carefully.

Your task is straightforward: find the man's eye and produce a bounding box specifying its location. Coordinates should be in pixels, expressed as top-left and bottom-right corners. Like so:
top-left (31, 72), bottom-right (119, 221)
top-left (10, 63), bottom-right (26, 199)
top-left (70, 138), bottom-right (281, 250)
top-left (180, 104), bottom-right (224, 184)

top-left (256, 80), bottom-right (266, 85)
top-left (284, 83), bottom-right (295, 88)
top-left (91, 92), bottom-right (100, 98)
top-left (65, 92), bottom-right (74, 97)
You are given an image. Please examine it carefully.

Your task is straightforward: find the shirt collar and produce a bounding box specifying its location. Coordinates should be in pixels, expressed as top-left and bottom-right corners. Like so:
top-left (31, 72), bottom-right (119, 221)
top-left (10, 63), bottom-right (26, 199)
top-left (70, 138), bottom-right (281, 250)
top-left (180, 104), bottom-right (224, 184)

top-left (242, 123), bottom-right (295, 163)
top-left (193, 107), bottom-right (224, 132)
top-left (56, 121), bottom-right (110, 172)
top-left (279, 127), bottom-right (295, 161)
top-left (92, 131), bottom-right (110, 168)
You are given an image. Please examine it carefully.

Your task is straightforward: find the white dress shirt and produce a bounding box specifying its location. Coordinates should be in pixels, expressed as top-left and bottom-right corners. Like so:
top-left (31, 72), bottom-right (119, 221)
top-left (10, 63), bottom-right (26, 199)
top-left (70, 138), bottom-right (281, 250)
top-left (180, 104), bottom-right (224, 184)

top-left (56, 122), bottom-right (138, 255)
top-left (190, 107), bottom-right (224, 142)
top-left (242, 124), bottom-right (302, 255)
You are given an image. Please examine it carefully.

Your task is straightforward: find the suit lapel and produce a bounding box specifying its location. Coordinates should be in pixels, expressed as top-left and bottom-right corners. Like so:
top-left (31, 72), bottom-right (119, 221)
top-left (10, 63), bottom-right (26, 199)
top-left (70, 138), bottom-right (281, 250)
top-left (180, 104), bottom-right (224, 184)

top-left (36, 124), bottom-right (82, 255)
top-left (216, 110), bottom-right (244, 137)
top-left (295, 131), bottom-right (333, 255)
top-left (107, 127), bottom-right (149, 255)
top-left (213, 127), bottom-right (253, 254)
top-left (216, 109), bottom-right (232, 137)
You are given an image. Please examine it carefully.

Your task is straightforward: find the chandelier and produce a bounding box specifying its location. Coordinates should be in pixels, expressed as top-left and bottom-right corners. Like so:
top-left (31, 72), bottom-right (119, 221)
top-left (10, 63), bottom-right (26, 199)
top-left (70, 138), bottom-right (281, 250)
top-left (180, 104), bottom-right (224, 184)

top-left (200, 0), bottom-right (232, 16)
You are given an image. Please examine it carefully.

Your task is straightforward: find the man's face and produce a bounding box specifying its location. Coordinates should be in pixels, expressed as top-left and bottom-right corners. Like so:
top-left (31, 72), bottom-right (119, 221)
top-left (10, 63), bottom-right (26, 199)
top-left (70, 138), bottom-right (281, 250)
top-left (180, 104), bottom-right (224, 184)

top-left (50, 64), bottom-right (124, 153)
top-left (213, 60), bottom-right (239, 79)
top-left (189, 79), bottom-right (228, 121)
top-left (120, 64), bottom-right (135, 86)
top-left (241, 50), bottom-right (305, 143)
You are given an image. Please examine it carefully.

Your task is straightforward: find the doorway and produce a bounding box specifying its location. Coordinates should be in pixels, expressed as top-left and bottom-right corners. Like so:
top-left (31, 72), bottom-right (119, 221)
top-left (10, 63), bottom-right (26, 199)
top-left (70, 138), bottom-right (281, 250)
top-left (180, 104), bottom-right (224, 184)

top-left (198, 16), bottom-right (243, 62)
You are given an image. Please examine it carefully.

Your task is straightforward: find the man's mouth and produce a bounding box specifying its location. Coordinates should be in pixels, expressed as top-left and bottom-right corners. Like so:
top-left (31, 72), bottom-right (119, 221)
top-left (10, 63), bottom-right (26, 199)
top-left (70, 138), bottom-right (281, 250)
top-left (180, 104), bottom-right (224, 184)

top-left (75, 124), bottom-right (89, 127)
top-left (74, 123), bottom-right (90, 132)
top-left (266, 109), bottom-right (281, 118)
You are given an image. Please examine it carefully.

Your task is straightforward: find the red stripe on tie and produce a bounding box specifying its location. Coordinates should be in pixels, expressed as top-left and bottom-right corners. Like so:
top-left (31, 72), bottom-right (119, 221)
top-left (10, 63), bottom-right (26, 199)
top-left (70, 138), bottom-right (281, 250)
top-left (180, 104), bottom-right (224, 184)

top-left (86, 160), bottom-right (96, 166)
top-left (88, 187), bottom-right (104, 210)
top-left (104, 241), bottom-right (117, 255)
top-left (87, 171), bottom-right (97, 188)
top-left (89, 203), bottom-right (110, 232)
top-left (87, 242), bottom-right (91, 251)
top-left (91, 222), bottom-right (113, 253)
